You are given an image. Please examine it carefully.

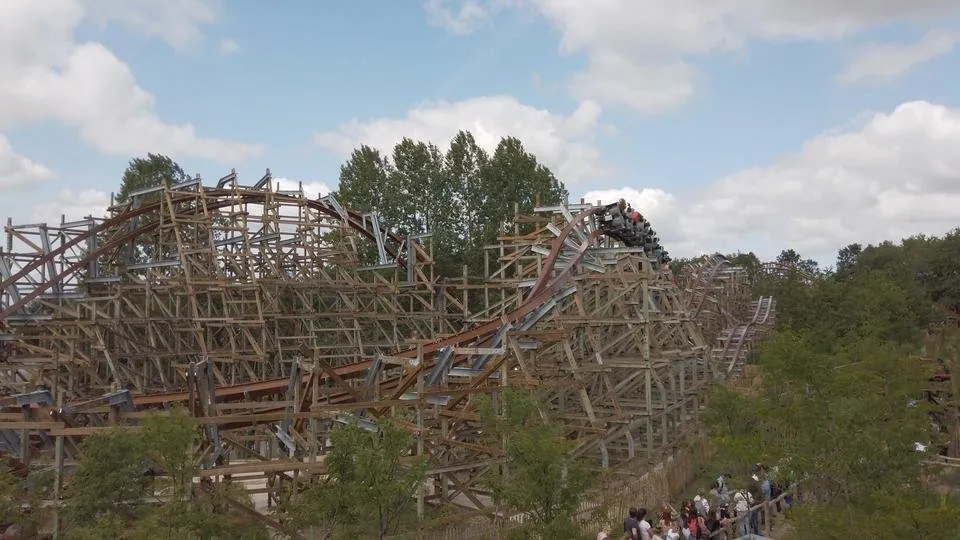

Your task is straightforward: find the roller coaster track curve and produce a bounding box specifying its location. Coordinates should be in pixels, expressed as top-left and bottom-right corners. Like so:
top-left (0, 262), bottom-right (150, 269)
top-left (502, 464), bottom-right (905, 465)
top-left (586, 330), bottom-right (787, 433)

top-left (0, 181), bottom-right (777, 526)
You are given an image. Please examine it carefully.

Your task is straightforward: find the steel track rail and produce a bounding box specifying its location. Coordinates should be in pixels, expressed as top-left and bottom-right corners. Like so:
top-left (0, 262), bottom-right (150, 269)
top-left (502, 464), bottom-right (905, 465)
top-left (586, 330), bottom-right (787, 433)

top-left (5, 194), bottom-right (759, 438)
top-left (61, 208), bottom-right (598, 412)
top-left (719, 296), bottom-right (774, 376)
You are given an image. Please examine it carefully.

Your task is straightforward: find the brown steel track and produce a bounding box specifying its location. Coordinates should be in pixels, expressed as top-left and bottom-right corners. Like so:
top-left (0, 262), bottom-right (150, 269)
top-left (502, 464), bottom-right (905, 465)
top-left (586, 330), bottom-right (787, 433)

top-left (3, 191), bottom-right (758, 441)
top-left (1, 198), bottom-right (600, 415)
top-left (0, 188), bottom-right (774, 536)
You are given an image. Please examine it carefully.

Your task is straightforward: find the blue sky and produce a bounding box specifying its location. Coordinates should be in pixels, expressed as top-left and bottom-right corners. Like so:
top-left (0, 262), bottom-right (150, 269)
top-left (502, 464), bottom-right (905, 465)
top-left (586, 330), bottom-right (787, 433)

top-left (3, 0), bottom-right (960, 264)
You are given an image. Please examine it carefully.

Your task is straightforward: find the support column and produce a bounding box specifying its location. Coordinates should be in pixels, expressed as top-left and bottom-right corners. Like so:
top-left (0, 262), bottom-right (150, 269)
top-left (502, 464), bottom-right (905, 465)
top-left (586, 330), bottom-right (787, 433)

top-left (415, 344), bottom-right (425, 522)
top-left (642, 259), bottom-right (654, 458)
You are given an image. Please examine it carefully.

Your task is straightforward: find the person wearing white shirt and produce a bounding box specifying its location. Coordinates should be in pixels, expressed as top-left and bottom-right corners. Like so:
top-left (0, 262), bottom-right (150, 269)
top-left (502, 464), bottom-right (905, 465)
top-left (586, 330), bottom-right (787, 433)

top-left (637, 508), bottom-right (652, 540)
top-left (733, 491), bottom-right (750, 537)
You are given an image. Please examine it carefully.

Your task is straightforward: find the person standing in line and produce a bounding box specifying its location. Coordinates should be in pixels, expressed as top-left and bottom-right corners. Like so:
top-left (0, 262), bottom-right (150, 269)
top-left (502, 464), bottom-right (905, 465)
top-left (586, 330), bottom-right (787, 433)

top-left (637, 508), bottom-right (652, 540)
top-left (624, 508), bottom-right (641, 540)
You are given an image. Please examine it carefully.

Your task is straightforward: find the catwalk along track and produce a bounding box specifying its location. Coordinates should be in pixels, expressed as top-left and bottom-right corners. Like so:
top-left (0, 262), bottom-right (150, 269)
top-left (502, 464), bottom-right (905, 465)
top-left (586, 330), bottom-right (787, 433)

top-left (0, 175), bottom-right (775, 520)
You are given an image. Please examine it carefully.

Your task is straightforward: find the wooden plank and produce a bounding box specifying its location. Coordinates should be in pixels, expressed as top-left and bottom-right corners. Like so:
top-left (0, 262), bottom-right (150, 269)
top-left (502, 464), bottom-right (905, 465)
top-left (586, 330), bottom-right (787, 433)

top-left (197, 460), bottom-right (328, 476)
top-left (0, 421), bottom-right (65, 430)
top-left (49, 426), bottom-right (141, 436)
top-left (451, 347), bottom-right (505, 355)
top-left (0, 413), bottom-right (34, 421)
top-left (215, 401), bottom-right (294, 411)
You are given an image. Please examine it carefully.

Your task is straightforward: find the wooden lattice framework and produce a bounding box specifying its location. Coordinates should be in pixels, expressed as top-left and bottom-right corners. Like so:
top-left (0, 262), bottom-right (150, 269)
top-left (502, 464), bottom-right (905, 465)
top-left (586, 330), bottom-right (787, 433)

top-left (0, 177), bottom-right (771, 529)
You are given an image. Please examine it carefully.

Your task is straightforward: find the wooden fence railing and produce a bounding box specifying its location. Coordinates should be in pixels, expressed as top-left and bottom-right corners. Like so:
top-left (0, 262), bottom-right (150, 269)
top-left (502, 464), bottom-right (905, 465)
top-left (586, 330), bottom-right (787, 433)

top-left (387, 438), bottom-right (711, 539)
top-left (706, 490), bottom-right (794, 539)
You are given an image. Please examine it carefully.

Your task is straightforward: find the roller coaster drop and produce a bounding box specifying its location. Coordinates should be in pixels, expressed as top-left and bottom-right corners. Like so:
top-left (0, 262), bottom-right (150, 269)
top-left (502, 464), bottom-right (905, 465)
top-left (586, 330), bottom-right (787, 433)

top-left (0, 174), bottom-right (775, 524)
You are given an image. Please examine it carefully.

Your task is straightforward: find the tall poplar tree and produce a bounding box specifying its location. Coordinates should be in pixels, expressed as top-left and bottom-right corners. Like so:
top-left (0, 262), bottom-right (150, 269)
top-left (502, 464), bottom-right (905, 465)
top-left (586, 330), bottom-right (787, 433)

top-left (332, 132), bottom-right (568, 279)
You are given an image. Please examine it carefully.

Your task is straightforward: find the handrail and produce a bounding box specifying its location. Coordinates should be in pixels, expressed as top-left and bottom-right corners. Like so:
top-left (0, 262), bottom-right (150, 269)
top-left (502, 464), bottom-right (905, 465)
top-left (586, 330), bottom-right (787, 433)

top-left (706, 488), bottom-right (794, 539)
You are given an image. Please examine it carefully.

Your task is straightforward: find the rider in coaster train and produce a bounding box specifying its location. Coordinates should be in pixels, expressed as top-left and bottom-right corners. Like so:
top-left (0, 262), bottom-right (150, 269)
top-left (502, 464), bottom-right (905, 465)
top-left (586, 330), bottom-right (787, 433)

top-left (599, 199), bottom-right (643, 245)
top-left (596, 199), bottom-right (669, 264)
top-left (619, 200), bottom-right (642, 233)
top-left (625, 202), bottom-right (642, 224)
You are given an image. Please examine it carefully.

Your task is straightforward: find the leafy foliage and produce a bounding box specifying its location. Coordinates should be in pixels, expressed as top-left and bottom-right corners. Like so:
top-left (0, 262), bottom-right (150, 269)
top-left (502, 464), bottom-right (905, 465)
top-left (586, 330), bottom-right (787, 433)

top-left (0, 464), bottom-right (21, 528)
top-left (478, 390), bottom-right (590, 539)
top-left (334, 131), bottom-right (568, 277)
top-left (706, 232), bottom-right (960, 538)
top-left (62, 408), bottom-right (267, 539)
top-left (115, 153), bottom-right (189, 205)
top-left (99, 153), bottom-right (192, 268)
top-left (834, 242), bottom-right (862, 281)
top-left (281, 420), bottom-right (427, 539)
top-left (65, 425), bottom-right (149, 526)
top-left (775, 248), bottom-right (820, 277)
top-left (0, 459), bottom-right (52, 538)
top-left (726, 251), bottom-right (762, 281)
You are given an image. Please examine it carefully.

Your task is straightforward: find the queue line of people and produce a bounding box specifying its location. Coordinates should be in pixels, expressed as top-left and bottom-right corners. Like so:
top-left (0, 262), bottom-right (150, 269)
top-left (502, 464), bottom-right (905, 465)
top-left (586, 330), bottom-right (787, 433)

top-left (600, 466), bottom-right (794, 540)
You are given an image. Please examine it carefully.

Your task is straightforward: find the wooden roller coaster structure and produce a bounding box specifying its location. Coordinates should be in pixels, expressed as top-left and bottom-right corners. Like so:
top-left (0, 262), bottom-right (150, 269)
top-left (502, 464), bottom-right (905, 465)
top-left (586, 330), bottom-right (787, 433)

top-left (0, 174), bottom-right (776, 528)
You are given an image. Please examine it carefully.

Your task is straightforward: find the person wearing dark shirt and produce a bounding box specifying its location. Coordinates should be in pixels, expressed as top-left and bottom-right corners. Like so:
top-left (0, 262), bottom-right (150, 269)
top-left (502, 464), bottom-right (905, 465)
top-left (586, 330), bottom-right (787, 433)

top-left (624, 507), bottom-right (640, 539)
top-left (704, 508), bottom-right (725, 540)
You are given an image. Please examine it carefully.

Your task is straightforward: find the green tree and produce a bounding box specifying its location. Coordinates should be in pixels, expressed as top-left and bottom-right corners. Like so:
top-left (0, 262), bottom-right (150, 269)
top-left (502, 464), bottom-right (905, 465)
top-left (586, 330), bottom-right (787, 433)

top-left (62, 409), bottom-right (265, 539)
top-left (479, 390), bottom-right (590, 539)
top-left (787, 489), bottom-right (960, 539)
top-left (927, 229), bottom-right (960, 312)
top-left (139, 410), bottom-right (196, 500)
top-left (444, 130), bottom-right (489, 272)
top-left (283, 420), bottom-right (427, 539)
top-left (115, 153), bottom-right (189, 205)
top-left (707, 233), bottom-right (960, 537)
top-left (98, 153), bottom-right (191, 269)
top-left (809, 271), bottom-right (928, 349)
top-left (926, 326), bottom-right (960, 458)
top-left (668, 256), bottom-right (693, 277)
top-left (775, 248), bottom-right (819, 277)
top-left (706, 331), bottom-right (955, 537)
top-left (834, 242), bottom-right (862, 280)
top-left (841, 232), bottom-right (960, 318)
top-left (336, 145), bottom-right (394, 218)
top-left (0, 460), bottom-right (51, 538)
top-left (727, 251), bottom-right (762, 281)
top-left (332, 145), bottom-right (396, 267)
top-left (333, 132), bottom-right (568, 278)
top-left (63, 425), bottom-right (149, 530)
top-left (390, 138), bottom-right (462, 275)
top-left (0, 463), bottom-right (21, 530)
top-left (483, 137), bottom-right (568, 237)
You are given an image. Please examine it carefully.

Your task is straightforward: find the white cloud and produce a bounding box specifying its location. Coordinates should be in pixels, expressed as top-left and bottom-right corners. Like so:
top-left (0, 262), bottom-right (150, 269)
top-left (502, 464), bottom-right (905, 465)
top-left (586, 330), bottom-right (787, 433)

top-left (80, 0), bottom-right (221, 50)
top-left (659, 100), bottom-right (960, 261)
top-left (0, 0), bottom-right (262, 163)
top-left (0, 135), bottom-right (55, 188)
top-left (570, 53), bottom-right (696, 115)
top-left (428, 1), bottom-right (960, 113)
top-left (837, 29), bottom-right (960, 84)
top-left (274, 177), bottom-right (332, 199)
top-left (323, 98), bottom-right (960, 262)
top-left (31, 188), bottom-right (110, 224)
top-left (314, 96), bottom-right (608, 184)
top-left (218, 38), bottom-right (240, 55)
top-left (423, 0), bottom-right (491, 35)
